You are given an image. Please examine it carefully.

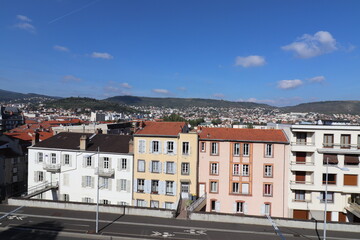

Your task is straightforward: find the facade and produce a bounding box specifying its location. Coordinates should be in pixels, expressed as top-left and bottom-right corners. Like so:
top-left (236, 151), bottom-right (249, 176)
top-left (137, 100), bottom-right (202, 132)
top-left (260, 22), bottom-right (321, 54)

top-left (198, 127), bottom-right (289, 217)
top-left (287, 123), bottom-right (360, 222)
top-left (133, 121), bottom-right (198, 209)
top-left (0, 106), bottom-right (24, 133)
top-left (0, 134), bottom-right (27, 202)
top-left (28, 132), bottom-right (133, 205)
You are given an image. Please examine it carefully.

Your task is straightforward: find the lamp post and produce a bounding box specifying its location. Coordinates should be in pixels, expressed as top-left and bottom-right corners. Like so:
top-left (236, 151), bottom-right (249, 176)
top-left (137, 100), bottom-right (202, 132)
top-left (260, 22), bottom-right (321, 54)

top-left (96, 146), bottom-right (100, 234)
top-left (323, 157), bottom-right (349, 240)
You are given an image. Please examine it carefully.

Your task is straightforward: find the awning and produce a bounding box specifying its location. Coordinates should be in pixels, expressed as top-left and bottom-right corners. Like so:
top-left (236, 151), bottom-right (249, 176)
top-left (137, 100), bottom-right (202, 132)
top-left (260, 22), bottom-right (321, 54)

top-left (345, 155), bottom-right (359, 164)
top-left (323, 154), bottom-right (338, 164)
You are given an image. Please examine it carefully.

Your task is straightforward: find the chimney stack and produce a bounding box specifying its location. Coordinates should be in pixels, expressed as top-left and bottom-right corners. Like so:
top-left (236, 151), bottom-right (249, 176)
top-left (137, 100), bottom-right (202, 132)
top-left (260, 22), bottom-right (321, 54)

top-left (96, 128), bottom-right (103, 134)
top-left (80, 135), bottom-right (88, 150)
top-left (128, 139), bottom-right (134, 154)
top-left (32, 131), bottom-right (40, 146)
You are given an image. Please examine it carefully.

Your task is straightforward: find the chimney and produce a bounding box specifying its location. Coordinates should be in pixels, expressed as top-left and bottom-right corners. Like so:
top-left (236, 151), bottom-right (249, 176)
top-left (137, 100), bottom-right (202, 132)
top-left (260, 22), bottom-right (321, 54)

top-left (32, 131), bottom-right (40, 146)
top-left (80, 135), bottom-right (88, 150)
top-left (128, 139), bottom-right (134, 154)
top-left (96, 128), bottom-right (103, 134)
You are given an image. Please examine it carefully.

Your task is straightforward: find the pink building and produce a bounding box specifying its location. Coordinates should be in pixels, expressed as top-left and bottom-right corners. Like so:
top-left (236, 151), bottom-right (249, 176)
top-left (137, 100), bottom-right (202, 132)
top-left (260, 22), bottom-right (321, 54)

top-left (198, 128), bottom-right (289, 217)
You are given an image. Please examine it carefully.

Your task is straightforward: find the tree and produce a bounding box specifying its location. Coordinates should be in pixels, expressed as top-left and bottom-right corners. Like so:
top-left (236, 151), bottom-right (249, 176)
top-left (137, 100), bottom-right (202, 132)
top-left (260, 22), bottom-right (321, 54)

top-left (163, 113), bottom-right (185, 122)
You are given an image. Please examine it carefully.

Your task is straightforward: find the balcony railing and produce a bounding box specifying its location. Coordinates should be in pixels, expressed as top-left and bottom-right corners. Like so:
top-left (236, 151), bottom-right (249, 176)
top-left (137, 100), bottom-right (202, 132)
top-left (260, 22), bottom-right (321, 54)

top-left (322, 143), bottom-right (360, 150)
top-left (95, 167), bottom-right (115, 177)
top-left (290, 161), bottom-right (314, 165)
top-left (43, 163), bottom-right (61, 172)
top-left (291, 142), bottom-right (315, 146)
top-left (290, 180), bottom-right (314, 185)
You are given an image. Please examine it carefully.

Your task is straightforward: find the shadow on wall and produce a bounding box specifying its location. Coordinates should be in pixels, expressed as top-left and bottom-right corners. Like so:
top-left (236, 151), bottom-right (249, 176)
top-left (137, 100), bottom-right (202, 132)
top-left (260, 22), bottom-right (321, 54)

top-left (0, 221), bottom-right (63, 240)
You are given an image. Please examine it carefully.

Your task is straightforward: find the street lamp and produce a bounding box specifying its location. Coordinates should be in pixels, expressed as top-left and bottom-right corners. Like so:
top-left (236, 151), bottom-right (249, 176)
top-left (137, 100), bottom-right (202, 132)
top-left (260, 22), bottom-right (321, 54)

top-left (323, 157), bottom-right (349, 240)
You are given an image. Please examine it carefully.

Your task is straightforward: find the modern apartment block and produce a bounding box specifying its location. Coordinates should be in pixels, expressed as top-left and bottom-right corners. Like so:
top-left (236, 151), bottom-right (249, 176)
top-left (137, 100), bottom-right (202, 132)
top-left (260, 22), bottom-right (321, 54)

top-left (198, 127), bottom-right (289, 217)
top-left (28, 132), bottom-right (133, 205)
top-left (133, 121), bottom-right (198, 209)
top-left (286, 122), bottom-right (360, 222)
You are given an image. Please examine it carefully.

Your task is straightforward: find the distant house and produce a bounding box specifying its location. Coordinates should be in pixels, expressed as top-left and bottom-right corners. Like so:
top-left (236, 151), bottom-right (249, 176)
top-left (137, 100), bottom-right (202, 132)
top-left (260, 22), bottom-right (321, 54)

top-left (0, 106), bottom-right (24, 133)
top-left (27, 132), bottom-right (133, 205)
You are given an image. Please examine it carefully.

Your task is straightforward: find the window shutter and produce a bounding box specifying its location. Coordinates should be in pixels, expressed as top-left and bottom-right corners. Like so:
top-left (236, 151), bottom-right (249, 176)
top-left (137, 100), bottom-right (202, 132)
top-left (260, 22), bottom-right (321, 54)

top-left (144, 201), bottom-right (148, 207)
top-left (261, 204), bottom-right (265, 215)
top-left (63, 174), bottom-right (69, 186)
top-left (133, 179), bottom-right (137, 192)
top-left (117, 159), bottom-right (121, 171)
top-left (126, 180), bottom-right (130, 192)
top-left (215, 201), bottom-right (220, 212)
top-left (173, 142), bottom-right (177, 155)
top-left (82, 197), bottom-right (85, 202)
top-left (99, 157), bottom-right (104, 168)
top-left (108, 158), bottom-right (112, 169)
top-left (145, 180), bottom-right (151, 193)
top-left (244, 203), bottom-right (248, 214)
top-left (164, 141), bottom-right (168, 154)
top-left (188, 143), bottom-right (191, 155)
top-left (163, 162), bottom-right (167, 173)
top-left (150, 141), bottom-right (153, 153)
top-left (149, 161), bottom-right (153, 172)
top-left (108, 179), bottom-right (112, 190)
top-left (233, 203), bottom-right (237, 213)
top-left (173, 163), bottom-right (177, 174)
top-left (158, 141), bottom-right (162, 154)
top-left (91, 177), bottom-right (95, 188)
top-left (162, 202), bottom-right (165, 209)
top-left (69, 155), bottom-right (72, 167)
top-left (158, 162), bottom-right (162, 173)
top-left (173, 182), bottom-right (177, 195)
top-left (83, 157), bottom-right (86, 168)
top-left (159, 181), bottom-right (165, 195)
top-left (126, 159), bottom-right (130, 172)
top-left (116, 179), bottom-right (120, 191)
top-left (34, 171), bottom-right (38, 182)
top-left (81, 176), bottom-right (86, 187)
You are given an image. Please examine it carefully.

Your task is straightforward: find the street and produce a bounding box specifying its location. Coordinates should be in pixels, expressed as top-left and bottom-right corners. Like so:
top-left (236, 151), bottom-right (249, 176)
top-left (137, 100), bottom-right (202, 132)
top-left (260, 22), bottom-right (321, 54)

top-left (0, 205), bottom-right (358, 240)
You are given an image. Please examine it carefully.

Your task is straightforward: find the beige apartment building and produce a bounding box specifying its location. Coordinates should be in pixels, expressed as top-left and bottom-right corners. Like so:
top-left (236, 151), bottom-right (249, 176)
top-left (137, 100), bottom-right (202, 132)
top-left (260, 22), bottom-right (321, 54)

top-left (133, 121), bottom-right (198, 209)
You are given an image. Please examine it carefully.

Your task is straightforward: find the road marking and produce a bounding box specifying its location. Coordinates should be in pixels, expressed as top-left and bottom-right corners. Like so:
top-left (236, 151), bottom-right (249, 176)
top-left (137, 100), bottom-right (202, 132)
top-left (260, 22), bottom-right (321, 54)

top-left (0, 206), bottom-right (24, 221)
top-left (151, 231), bottom-right (175, 237)
top-left (0, 210), bottom-right (356, 240)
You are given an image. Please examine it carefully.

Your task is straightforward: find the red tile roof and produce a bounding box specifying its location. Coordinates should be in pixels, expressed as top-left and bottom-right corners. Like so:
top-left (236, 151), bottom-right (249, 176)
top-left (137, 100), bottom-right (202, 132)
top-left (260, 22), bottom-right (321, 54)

top-left (135, 121), bottom-right (187, 136)
top-left (198, 128), bottom-right (288, 143)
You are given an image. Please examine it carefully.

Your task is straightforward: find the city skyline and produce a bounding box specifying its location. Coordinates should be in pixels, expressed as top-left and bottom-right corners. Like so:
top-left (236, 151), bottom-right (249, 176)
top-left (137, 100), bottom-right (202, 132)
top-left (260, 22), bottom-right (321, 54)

top-left (1, 0), bottom-right (360, 106)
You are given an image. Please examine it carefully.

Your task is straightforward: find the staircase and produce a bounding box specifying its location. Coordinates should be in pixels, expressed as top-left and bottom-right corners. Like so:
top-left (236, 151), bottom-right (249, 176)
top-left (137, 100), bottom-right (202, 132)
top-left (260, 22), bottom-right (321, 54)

top-left (346, 203), bottom-right (360, 218)
top-left (23, 181), bottom-right (59, 199)
top-left (187, 193), bottom-right (206, 212)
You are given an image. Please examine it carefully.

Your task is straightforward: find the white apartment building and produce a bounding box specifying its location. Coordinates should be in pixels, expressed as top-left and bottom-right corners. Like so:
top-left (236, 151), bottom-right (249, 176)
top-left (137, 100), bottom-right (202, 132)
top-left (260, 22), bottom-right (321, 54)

top-left (28, 132), bottom-right (133, 205)
top-left (287, 122), bottom-right (360, 222)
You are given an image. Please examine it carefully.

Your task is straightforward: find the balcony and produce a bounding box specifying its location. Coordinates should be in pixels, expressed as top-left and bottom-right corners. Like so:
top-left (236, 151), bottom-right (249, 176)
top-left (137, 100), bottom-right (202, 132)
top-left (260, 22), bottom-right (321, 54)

top-left (290, 180), bottom-right (314, 191)
top-left (291, 142), bottom-right (316, 152)
top-left (290, 161), bottom-right (315, 171)
top-left (95, 167), bottom-right (115, 177)
top-left (319, 144), bottom-right (360, 154)
top-left (43, 163), bottom-right (61, 172)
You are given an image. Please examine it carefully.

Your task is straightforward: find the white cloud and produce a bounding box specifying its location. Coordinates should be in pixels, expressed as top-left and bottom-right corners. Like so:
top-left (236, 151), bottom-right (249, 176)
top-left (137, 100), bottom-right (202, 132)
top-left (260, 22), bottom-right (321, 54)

top-left (277, 79), bottom-right (303, 89)
top-left (53, 45), bottom-right (69, 52)
top-left (152, 89), bottom-right (170, 94)
top-left (14, 22), bottom-right (36, 33)
top-left (213, 93), bottom-right (225, 98)
top-left (17, 15), bottom-right (32, 22)
top-left (308, 76), bottom-right (325, 83)
top-left (238, 97), bottom-right (304, 107)
top-left (235, 55), bottom-right (266, 68)
top-left (91, 52), bottom-right (114, 59)
top-left (177, 87), bottom-right (187, 91)
top-left (62, 75), bottom-right (81, 83)
top-left (282, 31), bottom-right (337, 58)
top-left (120, 82), bottom-right (132, 89)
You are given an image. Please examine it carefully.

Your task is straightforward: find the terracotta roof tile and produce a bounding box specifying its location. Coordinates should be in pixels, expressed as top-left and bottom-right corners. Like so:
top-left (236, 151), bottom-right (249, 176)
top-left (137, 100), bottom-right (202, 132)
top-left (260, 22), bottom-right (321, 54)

top-left (135, 121), bottom-right (187, 136)
top-left (198, 128), bottom-right (288, 143)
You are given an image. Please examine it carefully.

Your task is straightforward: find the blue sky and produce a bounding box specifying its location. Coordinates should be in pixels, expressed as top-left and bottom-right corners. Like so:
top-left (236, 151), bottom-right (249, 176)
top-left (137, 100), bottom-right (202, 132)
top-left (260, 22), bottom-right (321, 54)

top-left (1, 0), bottom-right (360, 106)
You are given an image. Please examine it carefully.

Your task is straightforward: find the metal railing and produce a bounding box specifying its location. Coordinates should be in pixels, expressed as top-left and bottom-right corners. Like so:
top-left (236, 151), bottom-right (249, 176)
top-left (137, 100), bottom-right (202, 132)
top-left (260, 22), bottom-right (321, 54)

top-left (322, 143), bottom-right (360, 149)
top-left (290, 161), bottom-right (315, 165)
top-left (95, 167), bottom-right (115, 177)
top-left (290, 180), bottom-right (314, 185)
top-left (43, 163), bottom-right (61, 172)
top-left (291, 142), bottom-right (315, 146)
top-left (187, 193), bottom-right (207, 212)
top-left (25, 181), bottom-right (58, 196)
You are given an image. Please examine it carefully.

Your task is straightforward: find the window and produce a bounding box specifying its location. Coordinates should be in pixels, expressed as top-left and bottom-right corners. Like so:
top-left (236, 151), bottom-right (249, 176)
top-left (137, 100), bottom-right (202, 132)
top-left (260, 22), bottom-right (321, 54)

top-left (323, 134), bottom-right (334, 148)
top-left (296, 132), bottom-right (307, 144)
top-left (103, 157), bottom-right (109, 169)
top-left (210, 163), bottom-right (219, 175)
top-left (166, 181), bottom-right (174, 195)
top-left (236, 202), bottom-right (244, 213)
top-left (120, 179), bottom-right (127, 191)
top-left (166, 162), bottom-right (174, 174)
top-left (35, 171), bottom-right (44, 182)
top-left (263, 184), bottom-right (273, 196)
top-left (264, 165), bottom-right (273, 177)
top-left (137, 179), bottom-right (144, 192)
top-left (63, 194), bottom-right (70, 202)
top-left (242, 164), bottom-right (249, 176)
top-left (181, 182), bottom-right (190, 193)
top-left (102, 178), bottom-right (109, 189)
top-left (344, 174), bottom-right (358, 186)
top-left (264, 203), bottom-right (271, 215)
top-left (138, 160), bottom-right (145, 172)
top-left (139, 140), bottom-right (146, 153)
top-left (295, 190), bottom-right (305, 201)
top-left (232, 182), bottom-right (239, 193)
top-left (84, 197), bottom-right (93, 203)
top-left (151, 161), bottom-right (160, 173)
top-left (323, 174), bottom-right (336, 185)
top-left (86, 156), bottom-right (92, 167)
top-left (51, 153), bottom-right (56, 164)
top-left (241, 183), bottom-right (249, 194)
top-left (121, 158), bottom-right (127, 170)
top-left (150, 200), bottom-right (159, 208)
top-left (37, 152), bottom-right (43, 163)
top-left (165, 202), bottom-right (173, 209)
top-left (152, 141), bottom-right (159, 153)
top-left (182, 142), bottom-right (189, 155)
top-left (167, 141), bottom-right (174, 153)
top-left (320, 192), bottom-right (334, 203)
top-left (265, 144), bottom-right (273, 157)
top-left (243, 143), bottom-right (249, 156)
top-left (344, 155), bottom-right (359, 165)
top-left (201, 142), bottom-right (206, 152)
top-left (181, 162), bottom-right (190, 175)
top-left (137, 199), bottom-right (146, 207)
top-left (101, 199), bottom-right (110, 205)
top-left (151, 180), bottom-right (159, 194)
top-left (233, 164), bottom-right (240, 175)
top-left (341, 134), bottom-right (351, 149)
top-left (211, 142), bottom-right (218, 155)
top-left (85, 176), bottom-right (92, 187)
top-left (210, 181), bottom-right (218, 193)
top-left (233, 143), bottom-right (240, 156)
top-left (64, 154), bottom-right (70, 165)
